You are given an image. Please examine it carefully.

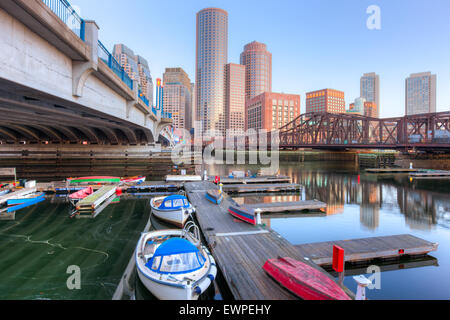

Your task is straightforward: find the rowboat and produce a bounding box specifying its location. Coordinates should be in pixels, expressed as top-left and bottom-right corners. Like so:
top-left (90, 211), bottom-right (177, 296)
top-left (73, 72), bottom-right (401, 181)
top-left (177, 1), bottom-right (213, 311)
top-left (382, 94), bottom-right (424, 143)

top-left (68, 187), bottom-right (93, 206)
top-left (7, 193), bottom-right (45, 206)
top-left (67, 176), bottom-right (120, 185)
top-left (263, 257), bottom-right (351, 300)
top-left (228, 205), bottom-right (256, 225)
top-left (205, 189), bottom-right (223, 205)
top-left (121, 176), bottom-right (146, 184)
top-left (135, 223), bottom-right (217, 300)
top-left (150, 195), bottom-right (195, 228)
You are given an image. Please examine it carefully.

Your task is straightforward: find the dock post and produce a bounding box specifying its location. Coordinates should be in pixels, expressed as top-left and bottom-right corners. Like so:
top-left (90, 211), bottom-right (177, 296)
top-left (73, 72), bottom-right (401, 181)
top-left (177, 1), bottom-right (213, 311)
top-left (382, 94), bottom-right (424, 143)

top-left (203, 170), bottom-right (208, 181)
top-left (255, 208), bottom-right (262, 225)
top-left (353, 275), bottom-right (372, 300)
top-left (219, 183), bottom-right (223, 193)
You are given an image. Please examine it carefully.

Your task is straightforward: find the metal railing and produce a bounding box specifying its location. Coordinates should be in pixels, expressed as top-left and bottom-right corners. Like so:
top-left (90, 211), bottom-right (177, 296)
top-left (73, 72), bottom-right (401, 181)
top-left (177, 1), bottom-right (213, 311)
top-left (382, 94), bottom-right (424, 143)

top-left (152, 107), bottom-right (158, 116)
top-left (161, 112), bottom-right (172, 119)
top-left (41, 0), bottom-right (85, 40)
top-left (98, 41), bottom-right (133, 90)
top-left (138, 90), bottom-right (149, 106)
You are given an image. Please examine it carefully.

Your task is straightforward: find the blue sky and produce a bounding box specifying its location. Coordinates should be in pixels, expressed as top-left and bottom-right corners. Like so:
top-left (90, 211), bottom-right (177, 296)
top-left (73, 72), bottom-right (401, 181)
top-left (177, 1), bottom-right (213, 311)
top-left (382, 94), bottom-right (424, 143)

top-left (71, 0), bottom-right (450, 117)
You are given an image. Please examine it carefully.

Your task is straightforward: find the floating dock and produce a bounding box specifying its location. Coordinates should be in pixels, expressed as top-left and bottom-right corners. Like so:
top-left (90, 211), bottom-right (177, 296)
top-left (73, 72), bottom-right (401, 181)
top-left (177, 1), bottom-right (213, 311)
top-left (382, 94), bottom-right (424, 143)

top-left (365, 168), bottom-right (424, 174)
top-left (222, 183), bottom-right (301, 194)
top-left (185, 181), bottom-right (353, 300)
top-left (409, 170), bottom-right (450, 179)
top-left (294, 234), bottom-right (439, 266)
top-left (216, 176), bottom-right (291, 185)
top-left (244, 200), bottom-right (326, 214)
top-left (76, 185), bottom-right (117, 213)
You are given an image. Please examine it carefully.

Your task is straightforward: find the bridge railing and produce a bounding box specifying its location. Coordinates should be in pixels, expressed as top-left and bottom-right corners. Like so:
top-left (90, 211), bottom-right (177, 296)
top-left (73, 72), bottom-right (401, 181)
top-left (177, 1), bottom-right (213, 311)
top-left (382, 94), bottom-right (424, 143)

top-left (97, 41), bottom-right (134, 91)
top-left (41, 0), bottom-right (85, 40)
top-left (161, 112), bottom-right (172, 119)
top-left (138, 89), bottom-right (150, 106)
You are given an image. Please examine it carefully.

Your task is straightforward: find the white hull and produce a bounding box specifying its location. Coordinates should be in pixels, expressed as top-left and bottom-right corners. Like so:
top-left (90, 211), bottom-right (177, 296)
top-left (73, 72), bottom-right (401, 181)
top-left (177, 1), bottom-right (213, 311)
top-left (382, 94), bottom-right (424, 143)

top-left (150, 198), bottom-right (193, 228)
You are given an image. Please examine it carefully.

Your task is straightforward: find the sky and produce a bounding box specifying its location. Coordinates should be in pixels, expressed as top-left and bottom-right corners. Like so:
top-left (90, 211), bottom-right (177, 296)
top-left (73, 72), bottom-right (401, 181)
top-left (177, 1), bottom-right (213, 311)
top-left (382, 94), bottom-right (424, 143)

top-left (70, 0), bottom-right (450, 118)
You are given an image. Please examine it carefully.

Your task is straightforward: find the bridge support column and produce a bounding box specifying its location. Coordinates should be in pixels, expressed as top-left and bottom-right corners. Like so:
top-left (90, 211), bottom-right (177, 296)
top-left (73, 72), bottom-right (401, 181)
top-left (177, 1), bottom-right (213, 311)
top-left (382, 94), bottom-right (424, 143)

top-left (72, 20), bottom-right (99, 97)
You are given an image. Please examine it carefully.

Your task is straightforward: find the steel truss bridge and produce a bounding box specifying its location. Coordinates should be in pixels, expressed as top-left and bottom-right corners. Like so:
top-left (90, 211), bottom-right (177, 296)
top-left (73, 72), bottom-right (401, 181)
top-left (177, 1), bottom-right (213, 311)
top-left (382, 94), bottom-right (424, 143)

top-left (278, 111), bottom-right (450, 151)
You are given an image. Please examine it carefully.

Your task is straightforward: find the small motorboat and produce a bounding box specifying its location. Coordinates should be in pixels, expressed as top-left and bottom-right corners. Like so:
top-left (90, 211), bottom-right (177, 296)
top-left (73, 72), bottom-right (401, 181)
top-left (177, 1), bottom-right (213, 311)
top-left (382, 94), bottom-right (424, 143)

top-left (135, 222), bottom-right (217, 300)
top-left (68, 187), bottom-right (94, 206)
top-left (150, 195), bottom-right (195, 228)
top-left (228, 205), bottom-right (256, 225)
top-left (67, 176), bottom-right (120, 185)
top-left (7, 193), bottom-right (45, 206)
top-left (121, 176), bottom-right (146, 184)
top-left (205, 189), bottom-right (223, 205)
top-left (263, 257), bottom-right (351, 300)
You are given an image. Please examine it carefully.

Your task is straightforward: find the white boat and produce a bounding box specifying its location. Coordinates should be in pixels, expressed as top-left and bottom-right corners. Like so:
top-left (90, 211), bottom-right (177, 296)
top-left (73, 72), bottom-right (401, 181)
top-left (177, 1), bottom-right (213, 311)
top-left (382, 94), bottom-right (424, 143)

top-left (150, 195), bottom-right (195, 228)
top-left (135, 223), bottom-right (217, 300)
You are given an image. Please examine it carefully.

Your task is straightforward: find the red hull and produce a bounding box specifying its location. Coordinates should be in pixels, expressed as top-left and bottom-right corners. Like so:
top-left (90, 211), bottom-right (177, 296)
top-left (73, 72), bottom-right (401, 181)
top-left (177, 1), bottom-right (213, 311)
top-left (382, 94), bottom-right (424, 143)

top-left (263, 257), bottom-right (351, 300)
top-left (69, 187), bottom-right (93, 200)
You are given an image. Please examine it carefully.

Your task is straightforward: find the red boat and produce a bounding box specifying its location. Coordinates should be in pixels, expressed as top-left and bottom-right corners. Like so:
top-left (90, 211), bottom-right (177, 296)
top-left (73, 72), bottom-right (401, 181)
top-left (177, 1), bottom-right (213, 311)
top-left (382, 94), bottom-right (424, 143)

top-left (228, 205), bottom-right (256, 225)
top-left (263, 257), bottom-right (351, 300)
top-left (69, 187), bottom-right (93, 206)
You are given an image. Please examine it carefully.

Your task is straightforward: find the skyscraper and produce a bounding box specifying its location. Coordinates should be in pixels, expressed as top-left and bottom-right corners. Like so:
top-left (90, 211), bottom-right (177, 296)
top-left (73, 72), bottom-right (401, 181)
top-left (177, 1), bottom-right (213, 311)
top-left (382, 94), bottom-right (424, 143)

top-left (306, 89), bottom-right (345, 114)
top-left (163, 68), bottom-right (192, 135)
top-left (360, 73), bottom-right (380, 117)
top-left (240, 41), bottom-right (272, 101)
top-left (225, 63), bottom-right (246, 136)
top-left (405, 72), bottom-right (437, 115)
top-left (113, 44), bottom-right (154, 102)
top-left (196, 8), bottom-right (228, 137)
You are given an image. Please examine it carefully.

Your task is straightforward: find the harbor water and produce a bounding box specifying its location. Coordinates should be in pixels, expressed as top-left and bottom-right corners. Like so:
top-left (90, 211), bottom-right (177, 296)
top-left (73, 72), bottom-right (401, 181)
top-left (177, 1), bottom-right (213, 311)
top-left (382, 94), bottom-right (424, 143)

top-left (0, 160), bottom-right (449, 300)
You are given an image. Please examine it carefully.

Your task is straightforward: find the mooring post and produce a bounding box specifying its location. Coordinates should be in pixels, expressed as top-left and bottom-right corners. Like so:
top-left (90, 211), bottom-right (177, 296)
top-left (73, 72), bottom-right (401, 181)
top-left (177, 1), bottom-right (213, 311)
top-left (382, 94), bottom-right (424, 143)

top-left (353, 275), bottom-right (372, 300)
top-left (255, 208), bottom-right (262, 225)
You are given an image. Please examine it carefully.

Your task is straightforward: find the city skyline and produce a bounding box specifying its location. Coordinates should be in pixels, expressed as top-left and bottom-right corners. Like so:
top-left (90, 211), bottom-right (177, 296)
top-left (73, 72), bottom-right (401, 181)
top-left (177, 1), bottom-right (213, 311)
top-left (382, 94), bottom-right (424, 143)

top-left (70, 0), bottom-right (450, 118)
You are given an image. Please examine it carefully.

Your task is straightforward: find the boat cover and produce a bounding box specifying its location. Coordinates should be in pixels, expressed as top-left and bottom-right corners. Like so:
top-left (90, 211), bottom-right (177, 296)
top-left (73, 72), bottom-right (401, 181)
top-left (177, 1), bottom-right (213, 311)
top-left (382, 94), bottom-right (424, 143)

top-left (145, 238), bottom-right (206, 274)
top-left (158, 195), bottom-right (190, 210)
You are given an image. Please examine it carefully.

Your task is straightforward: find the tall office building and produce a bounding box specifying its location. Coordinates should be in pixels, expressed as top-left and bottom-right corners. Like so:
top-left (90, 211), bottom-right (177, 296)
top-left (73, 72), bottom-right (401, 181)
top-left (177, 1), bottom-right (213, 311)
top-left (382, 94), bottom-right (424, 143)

top-left (348, 97), bottom-right (378, 118)
top-left (360, 72), bottom-right (380, 117)
top-left (306, 89), bottom-right (345, 114)
top-left (163, 68), bottom-right (192, 135)
top-left (196, 8), bottom-right (228, 137)
top-left (240, 41), bottom-right (272, 101)
top-left (225, 63), bottom-right (246, 136)
top-left (405, 72), bottom-right (437, 115)
top-left (246, 92), bottom-right (300, 131)
top-left (113, 44), bottom-right (154, 102)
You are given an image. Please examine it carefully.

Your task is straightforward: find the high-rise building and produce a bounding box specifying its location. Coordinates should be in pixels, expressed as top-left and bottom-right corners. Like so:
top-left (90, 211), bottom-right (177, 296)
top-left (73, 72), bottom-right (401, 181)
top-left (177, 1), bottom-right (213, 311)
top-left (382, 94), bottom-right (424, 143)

top-left (240, 41), bottom-right (272, 101)
top-left (246, 92), bottom-right (301, 131)
top-left (405, 72), bottom-right (437, 115)
top-left (360, 73), bottom-right (380, 117)
top-left (348, 97), bottom-right (378, 118)
top-left (306, 89), bottom-right (345, 114)
top-left (225, 63), bottom-right (246, 136)
top-left (113, 44), bottom-right (154, 103)
top-left (163, 68), bottom-right (192, 135)
top-left (196, 8), bottom-right (228, 137)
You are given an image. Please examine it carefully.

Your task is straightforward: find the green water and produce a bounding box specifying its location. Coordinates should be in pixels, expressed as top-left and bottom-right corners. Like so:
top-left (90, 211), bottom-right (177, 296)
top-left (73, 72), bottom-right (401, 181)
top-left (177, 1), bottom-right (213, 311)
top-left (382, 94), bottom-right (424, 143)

top-left (0, 198), bottom-right (150, 300)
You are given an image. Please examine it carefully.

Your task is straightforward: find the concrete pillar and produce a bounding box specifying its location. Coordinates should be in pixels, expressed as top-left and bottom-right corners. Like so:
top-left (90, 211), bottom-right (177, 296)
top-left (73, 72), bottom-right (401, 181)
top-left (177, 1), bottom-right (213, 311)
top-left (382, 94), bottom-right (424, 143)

top-left (72, 20), bottom-right (99, 97)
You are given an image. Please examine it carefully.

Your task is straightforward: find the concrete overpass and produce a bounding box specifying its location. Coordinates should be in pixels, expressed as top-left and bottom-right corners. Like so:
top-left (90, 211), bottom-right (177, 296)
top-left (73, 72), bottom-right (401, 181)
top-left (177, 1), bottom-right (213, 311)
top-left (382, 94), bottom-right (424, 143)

top-left (0, 0), bottom-right (172, 149)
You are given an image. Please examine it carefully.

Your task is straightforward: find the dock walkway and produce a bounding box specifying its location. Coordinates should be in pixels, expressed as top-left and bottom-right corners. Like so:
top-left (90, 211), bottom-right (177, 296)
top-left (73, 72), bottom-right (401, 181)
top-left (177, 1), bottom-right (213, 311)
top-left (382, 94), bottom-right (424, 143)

top-left (222, 183), bottom-right (301, 194)
top-left (294, 234), bottom-right (438, 266)
top-left (185, 181), bottom-right (352, 300)
top-left (216, 176), bottom-right (291, 185)
top-left (244, 200), bottom-right (326, 214)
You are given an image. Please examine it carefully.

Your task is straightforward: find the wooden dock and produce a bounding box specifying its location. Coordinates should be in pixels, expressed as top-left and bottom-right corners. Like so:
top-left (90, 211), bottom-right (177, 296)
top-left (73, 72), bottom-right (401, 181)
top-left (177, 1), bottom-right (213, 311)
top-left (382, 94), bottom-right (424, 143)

top-left (365, 168), bottom-right (424, 174)
top-left (222, 183), bottom-right (301, 194)
top-left (216, 176), bottom-right (291, 185)
top-left (294, 234), bottom-right (439, 266)
top-left (409, 170), bottom-right (450, 179)
top-left (185, 181), bottom-right (353, 300)
top-left (0, 187), bottom-right (37, 205)
top-left (244, 200), bottom-right (326, 214)
top-left (76, 185), bottom-right (117, 212)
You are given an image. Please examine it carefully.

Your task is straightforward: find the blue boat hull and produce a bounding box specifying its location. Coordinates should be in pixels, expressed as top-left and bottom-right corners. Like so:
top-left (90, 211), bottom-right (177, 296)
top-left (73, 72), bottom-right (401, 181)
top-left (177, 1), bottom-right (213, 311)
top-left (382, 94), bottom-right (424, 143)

top-left (7, 194), bottom-right (45, 212)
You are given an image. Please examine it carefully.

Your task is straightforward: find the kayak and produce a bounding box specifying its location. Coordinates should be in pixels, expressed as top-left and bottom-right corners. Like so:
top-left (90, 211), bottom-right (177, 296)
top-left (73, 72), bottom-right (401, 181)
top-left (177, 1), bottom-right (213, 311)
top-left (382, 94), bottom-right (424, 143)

top-left (121, 176), bottom-right (146, 184)
top-left (263, 257), bottom-right (351, 300)
top-left (67, 176), bottom-right (120, 185)
top-left (228, 205), bottom-right (256, 225)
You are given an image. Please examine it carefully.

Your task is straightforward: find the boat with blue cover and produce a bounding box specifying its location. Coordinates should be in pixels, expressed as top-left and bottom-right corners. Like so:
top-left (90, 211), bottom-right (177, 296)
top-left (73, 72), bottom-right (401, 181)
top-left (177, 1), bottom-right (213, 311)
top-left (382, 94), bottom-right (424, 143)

top-left (150, 195), bottom-right (195, 228)
top-left (135, 222), bottom-right (217, 300)
top-left (205, 189), bottom-right (223, 205)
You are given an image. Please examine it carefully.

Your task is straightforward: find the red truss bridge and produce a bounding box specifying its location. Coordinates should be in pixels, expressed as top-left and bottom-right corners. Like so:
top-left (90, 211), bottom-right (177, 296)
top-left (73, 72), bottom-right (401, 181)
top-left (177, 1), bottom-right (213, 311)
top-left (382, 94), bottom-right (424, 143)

top-left (278, 111), bottom-right (450, 151)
